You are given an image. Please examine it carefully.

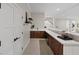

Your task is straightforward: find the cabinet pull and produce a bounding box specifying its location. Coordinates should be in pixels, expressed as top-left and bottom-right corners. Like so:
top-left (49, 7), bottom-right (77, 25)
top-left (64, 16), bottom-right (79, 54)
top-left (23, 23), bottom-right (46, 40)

top-left (22, 32), bottom-right (23, 34)
top-left (0, 41), bottom-right (1, 47)
top-left (14, 37), bottom-right (20, 42)
top-left (0, 3), bottom-right (1, 9)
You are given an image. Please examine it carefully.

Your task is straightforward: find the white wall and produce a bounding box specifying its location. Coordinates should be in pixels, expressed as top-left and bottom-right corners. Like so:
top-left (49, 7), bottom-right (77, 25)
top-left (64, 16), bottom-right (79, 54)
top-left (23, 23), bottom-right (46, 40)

top-left (31, 12), bottom-right (45, 29)
top-left (54, 18), bottom-right (67, 30)
top-left (44, 17), bottom-right (55, 29)
top-left (54, 17), bottom-right (77, 32)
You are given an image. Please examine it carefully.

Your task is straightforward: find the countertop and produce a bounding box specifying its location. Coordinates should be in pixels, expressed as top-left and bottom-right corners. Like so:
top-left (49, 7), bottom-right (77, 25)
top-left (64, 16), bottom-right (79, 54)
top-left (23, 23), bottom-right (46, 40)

top-left (66, 32), bottom-right (79, 36)
top-left (30, 28), bottom-right (79, 45)
top-left (45, 29), bottom-right (79, 46)
top-left (30, 29), bottom-right (45, 31)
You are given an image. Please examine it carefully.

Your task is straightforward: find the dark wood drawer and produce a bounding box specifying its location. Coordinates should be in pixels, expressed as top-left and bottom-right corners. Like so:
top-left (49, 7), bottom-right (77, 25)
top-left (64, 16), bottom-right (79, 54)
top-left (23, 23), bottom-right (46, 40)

top-left (30, 31), bottom-right (45, 38)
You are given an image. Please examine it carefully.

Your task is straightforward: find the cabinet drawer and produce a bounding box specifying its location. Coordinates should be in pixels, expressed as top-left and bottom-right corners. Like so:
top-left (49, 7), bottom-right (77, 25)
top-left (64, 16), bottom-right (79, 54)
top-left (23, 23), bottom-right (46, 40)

top-left (30, 31), bottom-right (45, 38)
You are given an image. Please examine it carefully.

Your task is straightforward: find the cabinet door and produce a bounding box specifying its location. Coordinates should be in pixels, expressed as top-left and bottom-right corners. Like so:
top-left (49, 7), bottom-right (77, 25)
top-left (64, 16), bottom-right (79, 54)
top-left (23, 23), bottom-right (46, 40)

top-left (0, 28), bottom-right (14, 54)
top-left (13, 37), bottom-right (23, 55)
top-left (39, 31), bottom-right (45, 38)
top-left (47, 34), bottom-right (63, 55)
top-left (23, 24), bottom-right (30, 48)
top-left (35, 31), bottom-right (40, 38)
top-left (13, 27), bottom-right (23, 55)
top-left (51, 37), bottom-right (63, 55)
top-left (30, 31), bottom-right (33, 38)
top-left (47, 35), bottom-right (52, 47)
top-left (0, 3), bottom-right (13, 27)
top-left (30, 31), bottom-right (37, 38)
top-left (13, 6), bottom-right (24, 27)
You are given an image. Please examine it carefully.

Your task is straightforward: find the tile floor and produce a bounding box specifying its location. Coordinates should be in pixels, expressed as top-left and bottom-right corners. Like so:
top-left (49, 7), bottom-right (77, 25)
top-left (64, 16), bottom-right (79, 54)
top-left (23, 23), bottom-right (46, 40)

top-left (23, 38), bottom-right (53, 55)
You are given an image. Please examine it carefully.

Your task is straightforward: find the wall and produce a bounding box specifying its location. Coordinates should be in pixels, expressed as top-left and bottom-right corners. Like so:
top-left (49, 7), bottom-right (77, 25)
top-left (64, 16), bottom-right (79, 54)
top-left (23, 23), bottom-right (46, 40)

top-left (31, 12), bottom-right (45, 29)
top-left (44, 17), bottom-right (54, 29)
top-left (54, 18), bottom-right (67, 31)
top-left (54, 17), bottom-right (77, 32)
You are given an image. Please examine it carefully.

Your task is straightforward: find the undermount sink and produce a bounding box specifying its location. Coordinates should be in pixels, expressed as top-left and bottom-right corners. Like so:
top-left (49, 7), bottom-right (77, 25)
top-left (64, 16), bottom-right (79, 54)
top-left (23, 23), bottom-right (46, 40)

top-left (57, 35), bottom-right (73, 40)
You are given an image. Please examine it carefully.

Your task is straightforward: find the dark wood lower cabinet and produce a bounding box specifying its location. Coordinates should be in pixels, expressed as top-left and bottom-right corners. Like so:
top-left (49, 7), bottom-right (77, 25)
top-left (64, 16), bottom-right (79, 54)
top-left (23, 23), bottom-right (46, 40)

top-left (30, 31), bottom-right (46, 38)
top-left (47, 33), bottom-right (63, 55)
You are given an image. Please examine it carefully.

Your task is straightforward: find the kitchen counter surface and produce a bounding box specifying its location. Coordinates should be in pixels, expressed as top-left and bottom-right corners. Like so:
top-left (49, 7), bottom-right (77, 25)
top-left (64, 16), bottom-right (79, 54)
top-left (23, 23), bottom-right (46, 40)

top-left (66, 32), bottom-right (79, 36)
top-left (30, 29), bottom-right (45, 31)
top-left (30, 28), bottom-right (79, 45)
top-left (45, 29), bottom-right (79, 46)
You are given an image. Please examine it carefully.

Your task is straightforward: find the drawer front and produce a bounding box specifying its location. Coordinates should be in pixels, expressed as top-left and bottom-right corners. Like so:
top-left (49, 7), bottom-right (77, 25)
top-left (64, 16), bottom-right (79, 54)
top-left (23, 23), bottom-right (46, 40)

top-left (30, 31), bottom-right (45, 38)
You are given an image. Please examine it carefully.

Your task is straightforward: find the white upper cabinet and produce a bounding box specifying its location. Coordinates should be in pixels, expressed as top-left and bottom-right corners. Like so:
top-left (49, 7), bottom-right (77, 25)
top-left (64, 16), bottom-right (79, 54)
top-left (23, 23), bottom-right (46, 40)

top-left (13, 6), bottom-right (25, 27)
top-left (0, 3), bottom-right (25, 27)
top-left (0, 3), bottom-right (14, 28)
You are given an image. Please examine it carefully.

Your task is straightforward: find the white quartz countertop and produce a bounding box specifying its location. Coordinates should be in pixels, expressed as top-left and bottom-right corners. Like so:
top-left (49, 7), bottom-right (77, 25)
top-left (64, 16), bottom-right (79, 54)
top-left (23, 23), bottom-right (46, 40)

top-left (66, 32), bottom-right (79, 36)
top-left (45, 29), bottom-right (79, 45)
top-left (30, 29), bottom-right (45, 31)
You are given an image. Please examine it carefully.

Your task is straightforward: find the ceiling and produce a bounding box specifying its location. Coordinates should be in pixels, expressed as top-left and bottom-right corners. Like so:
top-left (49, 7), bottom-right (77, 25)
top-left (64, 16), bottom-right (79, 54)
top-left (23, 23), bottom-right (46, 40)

top-left (29, 3), bottom-right (79, 17)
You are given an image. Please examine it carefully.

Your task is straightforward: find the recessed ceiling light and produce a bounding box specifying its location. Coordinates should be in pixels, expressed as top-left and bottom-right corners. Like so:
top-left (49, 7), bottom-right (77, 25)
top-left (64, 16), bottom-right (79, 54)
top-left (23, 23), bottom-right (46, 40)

top-left (56, 8), bottom-right (60, 11)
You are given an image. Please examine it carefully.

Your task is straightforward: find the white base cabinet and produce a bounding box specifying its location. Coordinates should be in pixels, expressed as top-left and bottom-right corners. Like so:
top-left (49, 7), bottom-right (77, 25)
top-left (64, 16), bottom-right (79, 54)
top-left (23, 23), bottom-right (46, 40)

top-left (0, 28), bottom-right (14, 54)
top-left (63, 45), bottom-right (79, 55)
top-left (22, 24), bottom-right (31, 52)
